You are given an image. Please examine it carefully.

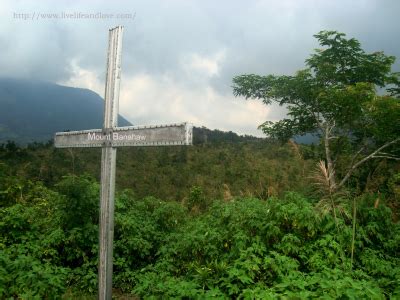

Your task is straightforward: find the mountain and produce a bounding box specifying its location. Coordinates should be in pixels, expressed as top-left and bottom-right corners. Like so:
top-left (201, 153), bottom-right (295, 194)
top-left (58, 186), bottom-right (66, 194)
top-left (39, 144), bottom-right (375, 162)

top-left (0, 78), bottom-right (132, 144)
top-left (0, 78), bottom-right (315, 145)
top-left (0, 78), bottom-right (268, 145)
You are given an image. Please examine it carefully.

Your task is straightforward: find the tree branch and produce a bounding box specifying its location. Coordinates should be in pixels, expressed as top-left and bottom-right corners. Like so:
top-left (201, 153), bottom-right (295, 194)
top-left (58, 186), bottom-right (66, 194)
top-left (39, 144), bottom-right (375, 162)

top-left (338, 138), bottom-right (400, 189)
top-left (371, 155), bottom-right (400, 160)
top-left (348, 145), bottom-right (366, 169)
top-left (324, 122), bottom-right (337, 190)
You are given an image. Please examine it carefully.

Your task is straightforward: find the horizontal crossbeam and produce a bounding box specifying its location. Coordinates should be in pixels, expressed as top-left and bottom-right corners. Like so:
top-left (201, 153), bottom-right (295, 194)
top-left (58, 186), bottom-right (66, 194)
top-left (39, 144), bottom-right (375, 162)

top-left (54, 122), bottom-right (193, 148)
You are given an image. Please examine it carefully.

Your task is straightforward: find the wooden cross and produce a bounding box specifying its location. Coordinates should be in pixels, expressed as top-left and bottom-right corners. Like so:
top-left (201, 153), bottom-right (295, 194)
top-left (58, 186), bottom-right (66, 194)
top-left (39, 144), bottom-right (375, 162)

top-left (54, 26), bottom-right (192, 300)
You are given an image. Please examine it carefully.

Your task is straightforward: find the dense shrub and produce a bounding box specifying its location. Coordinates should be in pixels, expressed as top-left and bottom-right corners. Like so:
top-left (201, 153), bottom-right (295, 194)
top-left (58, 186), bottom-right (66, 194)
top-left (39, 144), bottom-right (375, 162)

top-left (0, 175), bottom-right (399, 298)
top-left (132, 193), bottom-right (400, 298)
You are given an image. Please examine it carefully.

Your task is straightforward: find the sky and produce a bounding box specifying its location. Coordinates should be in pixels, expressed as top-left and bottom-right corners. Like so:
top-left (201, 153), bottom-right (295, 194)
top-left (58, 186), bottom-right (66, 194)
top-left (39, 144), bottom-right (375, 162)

top-left (1, 0), bottom-right (399, 136)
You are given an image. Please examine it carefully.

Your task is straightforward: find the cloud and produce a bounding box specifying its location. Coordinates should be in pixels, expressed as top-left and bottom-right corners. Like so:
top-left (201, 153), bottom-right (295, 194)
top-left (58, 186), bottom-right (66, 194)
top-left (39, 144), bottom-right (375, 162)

top-left (182, 50), bottom-right (226, 77)
top-left (56, 58), bottom-right (274, 136)
top-left (1, 0), bottom-right (399, 136)
top-left (118, 71), bottom-right (273, 136)
top-left (59, 59), bottom-right (104, 95)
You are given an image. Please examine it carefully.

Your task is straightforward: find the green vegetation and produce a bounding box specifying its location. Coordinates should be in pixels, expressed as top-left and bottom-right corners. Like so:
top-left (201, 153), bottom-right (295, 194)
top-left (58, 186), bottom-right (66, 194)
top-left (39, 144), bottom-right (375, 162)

top-left (233, 31), bottom-right (399, 193)
top-left (0, 134), bottom-right (313, 201)
top-left (0, 136), bottom-right (399, 298)
top-left (1, 30), bottom-right (399, 298)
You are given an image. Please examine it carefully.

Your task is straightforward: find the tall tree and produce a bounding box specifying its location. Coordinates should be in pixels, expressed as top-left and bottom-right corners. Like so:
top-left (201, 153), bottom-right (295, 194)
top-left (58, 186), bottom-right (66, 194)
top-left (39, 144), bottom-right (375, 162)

top-left (233, 31), bottom-right (399, 191)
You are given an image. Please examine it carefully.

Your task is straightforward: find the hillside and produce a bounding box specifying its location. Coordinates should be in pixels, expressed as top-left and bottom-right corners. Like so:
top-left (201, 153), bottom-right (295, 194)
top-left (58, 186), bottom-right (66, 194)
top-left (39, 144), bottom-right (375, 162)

top-left (1, 138), bottom-right (399, 298)
top-left (0, 78), bottom-right (131, 144)
top-left (0, 78), bottom-right (266, 146)
top-left (0, 139), bottom-right (312, 201)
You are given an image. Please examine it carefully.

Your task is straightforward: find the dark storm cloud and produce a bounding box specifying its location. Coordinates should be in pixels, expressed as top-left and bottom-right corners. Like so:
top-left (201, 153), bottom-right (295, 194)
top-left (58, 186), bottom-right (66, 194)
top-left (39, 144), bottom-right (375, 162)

top-left (2, 0), bottom-right (399, 80)
top-left (1, 0), bottom-right (399, 135)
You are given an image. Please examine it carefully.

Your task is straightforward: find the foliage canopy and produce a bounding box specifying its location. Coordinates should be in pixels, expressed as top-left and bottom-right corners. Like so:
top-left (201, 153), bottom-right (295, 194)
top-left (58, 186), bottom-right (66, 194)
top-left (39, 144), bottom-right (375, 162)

top-left (233, 30), bottom-right (400, 190)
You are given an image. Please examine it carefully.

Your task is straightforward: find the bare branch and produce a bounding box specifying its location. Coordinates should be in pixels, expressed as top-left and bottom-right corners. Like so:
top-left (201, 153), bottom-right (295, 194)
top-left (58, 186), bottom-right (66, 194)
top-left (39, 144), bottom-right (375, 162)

top-left (327, 120), bottom-right (336, 135)
top-left (324, 122), bottom-right (337, 190)
top-left (348, 145), bottom-right (366, 168)
top-left (371, 155), bottom-right (400, 160)
top-left (338, 138), bottom-right (400, 189)
top-left (378, 152), bottom-right (396, 156)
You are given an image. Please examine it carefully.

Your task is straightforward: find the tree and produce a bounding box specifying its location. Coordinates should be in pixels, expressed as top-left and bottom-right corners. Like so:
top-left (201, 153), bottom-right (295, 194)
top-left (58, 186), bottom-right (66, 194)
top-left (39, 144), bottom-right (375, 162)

top-left (232, 31), bottom-right (399, 191)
